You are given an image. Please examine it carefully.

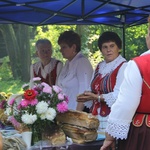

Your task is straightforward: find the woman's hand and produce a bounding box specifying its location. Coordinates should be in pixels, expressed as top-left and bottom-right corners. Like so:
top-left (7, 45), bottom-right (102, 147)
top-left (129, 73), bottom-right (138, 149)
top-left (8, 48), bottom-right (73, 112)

top-left (77, 91), bottom-right (98, 102)
top-left (100, 133), bottom-right (116, 150)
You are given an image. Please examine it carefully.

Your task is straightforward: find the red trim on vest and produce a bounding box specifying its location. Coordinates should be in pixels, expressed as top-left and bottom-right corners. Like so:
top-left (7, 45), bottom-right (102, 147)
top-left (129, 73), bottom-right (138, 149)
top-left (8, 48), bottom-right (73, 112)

top-left (132, 114), bottom-right (145, 127)
top-left (132, 114), bottom-right (150, 128)
top-left (90, 61), bottom-right (126, 116)
top-left (91, 101), bottom-right (100, 115)
top-left (100, 102), bottom-right (111, 117)
top-left (146, 115), bottom-right (150, 127)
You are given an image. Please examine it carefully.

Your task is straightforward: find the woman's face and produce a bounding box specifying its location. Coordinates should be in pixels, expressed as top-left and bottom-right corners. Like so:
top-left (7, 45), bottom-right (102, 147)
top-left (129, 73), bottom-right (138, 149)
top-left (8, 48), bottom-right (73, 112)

top-left (59, 43), bottom-right (77, 61)
top-left (101, 41), bottom-right (120, 63)
top-left (36, 43), bottom-right (52, 62)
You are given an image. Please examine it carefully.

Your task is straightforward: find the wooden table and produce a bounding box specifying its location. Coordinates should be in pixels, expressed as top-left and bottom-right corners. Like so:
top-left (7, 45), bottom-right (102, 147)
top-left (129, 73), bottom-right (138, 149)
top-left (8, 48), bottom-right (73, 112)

top-left (1, 125), bottom-right (104, 150)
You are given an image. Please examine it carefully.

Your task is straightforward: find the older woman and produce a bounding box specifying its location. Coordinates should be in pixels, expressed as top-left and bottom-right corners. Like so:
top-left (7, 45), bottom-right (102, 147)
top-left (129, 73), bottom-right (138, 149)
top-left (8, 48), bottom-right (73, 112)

top-left (100, 24), bottom-right (150, 150)
top-left (56, 30), bottom-right (93, 111)
top-left (77, 31), bottom-right (127, 132)
top-left (32, 39), bottom-right (63, 86)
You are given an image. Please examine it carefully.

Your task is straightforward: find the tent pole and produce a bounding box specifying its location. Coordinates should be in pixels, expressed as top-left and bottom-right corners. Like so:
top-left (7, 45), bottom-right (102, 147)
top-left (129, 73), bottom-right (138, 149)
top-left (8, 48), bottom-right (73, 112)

top-left (122, 24), bottom-right (126, 58)
top-left (121, 14), bottom-right (126, 58)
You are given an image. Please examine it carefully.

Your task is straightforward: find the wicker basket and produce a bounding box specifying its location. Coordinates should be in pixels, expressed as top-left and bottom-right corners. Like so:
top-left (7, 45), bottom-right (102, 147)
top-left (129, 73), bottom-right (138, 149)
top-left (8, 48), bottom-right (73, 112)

top-left (0, 133), bottom-right (3, 150)
top-left (0, 109), bottom-right (9, 125)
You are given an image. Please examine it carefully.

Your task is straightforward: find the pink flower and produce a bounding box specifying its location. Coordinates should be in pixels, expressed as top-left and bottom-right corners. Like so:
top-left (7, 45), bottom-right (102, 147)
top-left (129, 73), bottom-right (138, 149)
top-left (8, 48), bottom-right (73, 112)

top-left (21, 98), bottom-right (38, 107)
top-left (33, 85), bottom-right (42, 92)
top-left (57, 101), bottom-right (68, 113)
top-left (0, 100), bottom-right (7, 109)
top-left (30, 99), bottom-right (38, 106)
top-left (8, 98), bottom-right (15, 105)
top-left (20, 99), bottom-right (29, 107)
top-left (41, 82), bottom-right (52, 94)
top-left (52, 85), bottom-right (62, 93)
top-left (65, 96), bottom-right (69, 104)
top-left (17, 104), bottom-right (21, 110)
top-left (58, 93), bottom-right (64, 100)
top-left (9, 116), bottom-right (20, 128)
top-left (33, 77), bottom-right (41, 82)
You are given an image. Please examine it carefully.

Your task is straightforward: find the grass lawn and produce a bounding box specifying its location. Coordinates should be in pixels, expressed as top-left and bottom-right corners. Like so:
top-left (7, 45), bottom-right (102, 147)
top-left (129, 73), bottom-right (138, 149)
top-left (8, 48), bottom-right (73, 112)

top-left (0, 79), bottom-right (25, 94)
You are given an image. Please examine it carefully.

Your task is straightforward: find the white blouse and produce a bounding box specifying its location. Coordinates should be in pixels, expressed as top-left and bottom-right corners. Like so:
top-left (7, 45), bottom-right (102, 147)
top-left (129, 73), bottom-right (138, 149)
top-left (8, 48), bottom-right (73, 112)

top-left (32, 58), bottom-right (63, 83)
top-left (56, 52), bottom-right (93, 110)
top-left (106, 50), bottom-right (150, 140)
top-left (84, 55), bottom-right (127, 108)
top-left (84, 55), bottom-right (127, 132)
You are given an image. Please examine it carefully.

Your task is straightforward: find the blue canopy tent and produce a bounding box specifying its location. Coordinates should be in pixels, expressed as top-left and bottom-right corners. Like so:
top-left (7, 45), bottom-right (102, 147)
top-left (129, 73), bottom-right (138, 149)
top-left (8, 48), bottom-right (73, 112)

top-left (0, 0), bottom-right (150, 56)
top-left (0, 0), bottom-right (150, 26)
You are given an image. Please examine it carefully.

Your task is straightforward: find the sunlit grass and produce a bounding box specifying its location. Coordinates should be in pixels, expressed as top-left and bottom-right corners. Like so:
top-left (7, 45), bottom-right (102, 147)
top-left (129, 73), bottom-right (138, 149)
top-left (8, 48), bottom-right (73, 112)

top-left (0, 58), bottom-right (25, 94)
top-left (0, 79), bottom-right (25, 94)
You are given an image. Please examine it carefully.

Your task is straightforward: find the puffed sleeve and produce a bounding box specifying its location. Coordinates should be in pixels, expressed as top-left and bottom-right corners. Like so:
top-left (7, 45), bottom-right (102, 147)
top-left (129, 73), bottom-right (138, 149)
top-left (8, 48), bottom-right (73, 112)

top-left (105, 60), bottom-right (142, 139)
top-left (76, 57), bottom-right (93, 94)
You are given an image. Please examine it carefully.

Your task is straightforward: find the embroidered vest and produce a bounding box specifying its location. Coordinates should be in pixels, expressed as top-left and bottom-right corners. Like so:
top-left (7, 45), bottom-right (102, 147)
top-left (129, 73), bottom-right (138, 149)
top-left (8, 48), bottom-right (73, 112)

top-left (34, 61), bottom-right (60, 86)
top-left (132, 54), bottom-right (150, 127)
top-left (90, 61), bottom-right (125, 117)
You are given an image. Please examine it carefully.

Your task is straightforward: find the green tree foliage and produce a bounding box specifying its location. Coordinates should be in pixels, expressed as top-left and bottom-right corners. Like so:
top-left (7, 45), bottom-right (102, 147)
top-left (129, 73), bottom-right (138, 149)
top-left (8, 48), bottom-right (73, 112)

top-left (125, 25), bottom-right (148, 60)
top-left (0, 24), bottom-right (31, 82)
top-left (31, 25), bottom-right (76, 63)
top-left (0, 23), bottom-right (149, 93)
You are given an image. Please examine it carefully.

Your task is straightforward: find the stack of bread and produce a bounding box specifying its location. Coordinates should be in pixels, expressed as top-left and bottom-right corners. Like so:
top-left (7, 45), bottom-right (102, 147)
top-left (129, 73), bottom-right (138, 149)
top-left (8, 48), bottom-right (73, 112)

top-left (56, 110), bottom-right (99, 144)
top-left (42, 124), bottom-right (66, 146)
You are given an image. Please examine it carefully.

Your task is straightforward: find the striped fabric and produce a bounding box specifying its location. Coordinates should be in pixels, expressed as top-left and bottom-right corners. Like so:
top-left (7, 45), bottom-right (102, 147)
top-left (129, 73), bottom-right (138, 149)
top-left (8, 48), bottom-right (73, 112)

top-left (90, 62), bottom-right (125, 116)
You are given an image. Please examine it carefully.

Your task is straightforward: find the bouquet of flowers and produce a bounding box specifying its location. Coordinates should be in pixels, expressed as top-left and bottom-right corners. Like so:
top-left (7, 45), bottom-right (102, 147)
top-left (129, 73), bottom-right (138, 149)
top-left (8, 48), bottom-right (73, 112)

top-left (4, 77), bottom-right (69, 142)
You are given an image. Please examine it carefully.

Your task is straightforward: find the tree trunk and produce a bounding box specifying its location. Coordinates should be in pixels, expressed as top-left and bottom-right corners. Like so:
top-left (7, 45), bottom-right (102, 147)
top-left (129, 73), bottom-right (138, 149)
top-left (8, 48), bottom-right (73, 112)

top-left (76, 25), bottom-right (90, 55)
top-left (0, 24), bottom-right (31, 82)
top-left (14, 24), bottom-right (31, 82)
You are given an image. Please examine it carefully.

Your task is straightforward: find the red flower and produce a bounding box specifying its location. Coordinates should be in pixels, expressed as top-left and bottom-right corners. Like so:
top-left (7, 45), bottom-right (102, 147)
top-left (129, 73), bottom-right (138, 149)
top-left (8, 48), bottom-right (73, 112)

top-left (24, 89), bottom-right (37, 100)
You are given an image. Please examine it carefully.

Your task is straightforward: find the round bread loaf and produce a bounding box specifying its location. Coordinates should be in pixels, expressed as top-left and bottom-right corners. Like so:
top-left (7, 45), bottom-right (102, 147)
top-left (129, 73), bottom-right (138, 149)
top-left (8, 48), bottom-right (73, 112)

top-left (56, 110), bottom-right (99, 129)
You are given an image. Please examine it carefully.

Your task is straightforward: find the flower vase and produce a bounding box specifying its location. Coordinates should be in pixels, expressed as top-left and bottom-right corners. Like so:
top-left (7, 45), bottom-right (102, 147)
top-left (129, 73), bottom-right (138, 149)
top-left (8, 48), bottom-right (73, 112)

top-left (31, 127), bottom-right (42, 146)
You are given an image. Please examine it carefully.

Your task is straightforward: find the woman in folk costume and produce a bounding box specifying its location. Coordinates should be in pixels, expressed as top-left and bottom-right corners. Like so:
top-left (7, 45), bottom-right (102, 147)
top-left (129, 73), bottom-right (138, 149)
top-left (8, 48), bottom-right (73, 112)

top-left (100, 20), bottom-right (150, 150)
top-left (32, 39), bottom-right (63, 86)
top-left (77, 31), bottom-right (127, 132)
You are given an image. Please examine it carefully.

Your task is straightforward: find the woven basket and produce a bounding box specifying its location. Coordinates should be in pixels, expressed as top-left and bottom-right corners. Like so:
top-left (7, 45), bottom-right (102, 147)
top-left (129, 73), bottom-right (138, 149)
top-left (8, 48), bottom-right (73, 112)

top-left (0, 133), bottom-right (2, 150)
top-left (0, 109), bottom-right (8, 125)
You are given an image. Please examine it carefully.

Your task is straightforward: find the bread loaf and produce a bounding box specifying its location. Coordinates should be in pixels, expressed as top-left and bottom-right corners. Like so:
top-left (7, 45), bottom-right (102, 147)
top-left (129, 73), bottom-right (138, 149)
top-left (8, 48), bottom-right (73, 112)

top-left (56, 110), bottom-right (99, 144)
top-left (45, 129), bottom-right (66, 146)
top-left (61, 123), bottom-right (97, 144)
top-left (43, 125), bottom-right (66, 146)
top-left (56, 110), bottom-right (99, 129)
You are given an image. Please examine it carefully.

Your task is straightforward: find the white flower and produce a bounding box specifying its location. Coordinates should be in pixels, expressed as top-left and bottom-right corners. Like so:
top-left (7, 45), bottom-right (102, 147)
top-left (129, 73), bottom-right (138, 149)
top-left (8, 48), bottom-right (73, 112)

top-left (36, 101), bottom-right (48, 114)
top-left (4, 107), bottom-right (12, 116)
top-left (22, 113), bottom-right (37, 124)
top-left (40, 113), bottom-right (46, 120)
top-left (45, 107), bottom-right (56, 121)
top-left (12, 109), bottom-right (19, 116)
